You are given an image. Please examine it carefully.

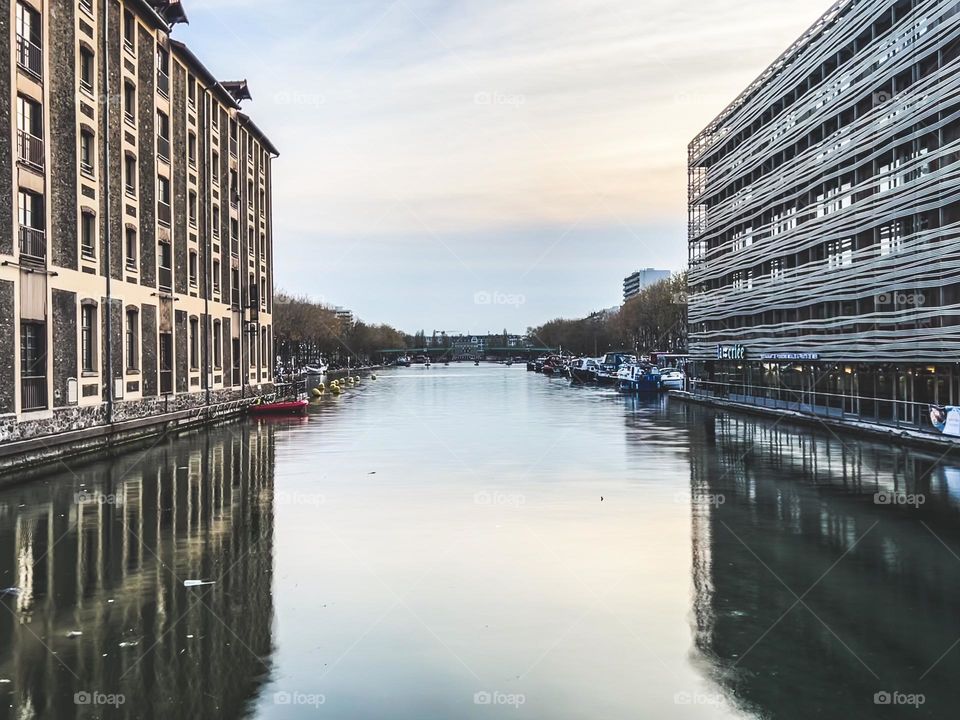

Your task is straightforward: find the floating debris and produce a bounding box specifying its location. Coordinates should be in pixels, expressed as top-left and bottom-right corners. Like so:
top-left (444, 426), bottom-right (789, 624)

top-left (183, 580), bottom-right (216, 588)
top-left (118, 640), bottom-right (139, 648)
top-left (0, 679), bottom-right (10, 684)
top-left (66, 631), bottom-right (83, 638)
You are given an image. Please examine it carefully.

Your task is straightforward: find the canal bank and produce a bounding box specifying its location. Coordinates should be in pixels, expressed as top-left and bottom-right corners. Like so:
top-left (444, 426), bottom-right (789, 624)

top-left (0, 393), bottom-right (264, 484)
top-left (671, 388), bottom-right (960, 453)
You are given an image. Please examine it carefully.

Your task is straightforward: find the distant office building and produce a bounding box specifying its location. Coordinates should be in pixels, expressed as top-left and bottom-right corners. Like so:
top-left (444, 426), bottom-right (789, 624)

top-left (623, 269), bottom-right (671, 302)
top-left (687, 0), bottom-right (960, 432)
top-left (334, 307), bottom-right (354, 328)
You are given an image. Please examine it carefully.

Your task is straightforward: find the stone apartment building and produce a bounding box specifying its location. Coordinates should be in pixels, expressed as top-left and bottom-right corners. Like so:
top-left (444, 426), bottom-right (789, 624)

top-left (2, 0), bottom-right (277, 443)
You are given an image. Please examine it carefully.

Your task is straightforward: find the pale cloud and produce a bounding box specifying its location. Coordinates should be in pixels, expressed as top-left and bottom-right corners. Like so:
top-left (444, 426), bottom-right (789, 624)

top-left (176, 0), bottom-right (832, 328)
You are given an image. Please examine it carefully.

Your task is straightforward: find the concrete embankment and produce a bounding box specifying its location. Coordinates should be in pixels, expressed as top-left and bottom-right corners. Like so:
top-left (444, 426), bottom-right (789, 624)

top-left (670, 390), bottom-right (960, 453)
top-left (0, 399), bottom-right (256, 485)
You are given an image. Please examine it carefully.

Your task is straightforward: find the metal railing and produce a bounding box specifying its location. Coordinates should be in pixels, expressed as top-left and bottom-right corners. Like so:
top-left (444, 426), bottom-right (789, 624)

top-left (157, 70), bottom-right (169, 97)
top-left (157, 136), bottom-right (170, 162)
top-left (158, 201), bottom-right (171, 226)
top-left (160, 370), bottom-right (173, 394)
top-left (19, 226), bottom-right (46, 261)
top-left (17, 130), bottom-right (43, 169)
top-left (16, 35), bottom-right (42, 80)
top-left (231, 287), bottom-right (241, 308)
top-left (689, 379), bottom-right (938, 434)
top-left (21, 376), bottom-right (47, 411)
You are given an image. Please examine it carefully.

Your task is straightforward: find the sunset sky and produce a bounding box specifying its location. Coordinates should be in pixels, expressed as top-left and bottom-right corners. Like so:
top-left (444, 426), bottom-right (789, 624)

top-left (179, 0), bottom-right (830, 333)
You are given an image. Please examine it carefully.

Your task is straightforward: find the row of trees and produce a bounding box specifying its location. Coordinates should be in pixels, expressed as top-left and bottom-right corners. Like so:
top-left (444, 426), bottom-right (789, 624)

top-left (273, 292), bottom-right (407, 369)
top-left (527, 273), bottom-right (688, 357)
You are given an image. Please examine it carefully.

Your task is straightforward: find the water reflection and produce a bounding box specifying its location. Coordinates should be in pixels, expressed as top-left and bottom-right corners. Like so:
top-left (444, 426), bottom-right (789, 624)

top-left (685, 409), bottom-right (960, 717)
top-left (0, 423), bottom-right (278, 719)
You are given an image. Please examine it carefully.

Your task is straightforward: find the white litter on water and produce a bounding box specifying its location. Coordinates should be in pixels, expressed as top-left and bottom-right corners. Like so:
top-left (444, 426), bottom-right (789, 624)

top-left (0, 679), bottom-right (10, 684)
top-left (183, 580), bottom-right (216, 587)
top-left (66, 631), bottom-right (83, 638)
top-left (118, 641), bottom-right (139, 648)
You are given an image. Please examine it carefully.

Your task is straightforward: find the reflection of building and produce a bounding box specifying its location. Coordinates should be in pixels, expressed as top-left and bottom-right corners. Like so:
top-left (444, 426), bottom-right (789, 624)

top-left (0, 423), bottom-right (276, 717)
top-left (687, 0), bottom-right (960, 432)
top-left (623, 269), bottom-right (670, 302)
top-left (2, 0), bottom-right (277, 443)
top-left (685, 409), bottom-right (960, 718)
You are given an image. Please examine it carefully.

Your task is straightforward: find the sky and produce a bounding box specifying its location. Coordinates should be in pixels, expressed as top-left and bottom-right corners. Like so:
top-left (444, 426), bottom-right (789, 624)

top-left (178, 0), bottom-right (830, 334)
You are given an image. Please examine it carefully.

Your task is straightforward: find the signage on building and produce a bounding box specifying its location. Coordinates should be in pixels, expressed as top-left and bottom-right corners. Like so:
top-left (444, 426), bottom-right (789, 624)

top-left (716, 344), bottom-right (745, 360)
top-left (760, 352), bottom-right (821, 361)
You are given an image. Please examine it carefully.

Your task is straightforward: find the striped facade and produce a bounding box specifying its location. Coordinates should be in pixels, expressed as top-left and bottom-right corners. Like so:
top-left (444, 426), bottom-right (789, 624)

top-left (2, 0), bottom-right (277, 442)
top-left (687, 0), bottom-right (960, 428)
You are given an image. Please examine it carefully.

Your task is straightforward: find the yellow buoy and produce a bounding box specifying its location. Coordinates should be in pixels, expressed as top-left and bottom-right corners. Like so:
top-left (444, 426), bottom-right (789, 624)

top-left (310, 388), bottom-right (321, 398)
top-left (330, 384), bottom-right (341, 395)
top-left (354, 376), bottom-right (361, 382)
top-left (318, 382), bottom-right (325, 391)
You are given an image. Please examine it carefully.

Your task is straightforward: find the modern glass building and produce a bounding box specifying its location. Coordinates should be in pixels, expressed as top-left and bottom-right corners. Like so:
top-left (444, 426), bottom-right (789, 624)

top-left (687, 0), bottom-right (960, 432)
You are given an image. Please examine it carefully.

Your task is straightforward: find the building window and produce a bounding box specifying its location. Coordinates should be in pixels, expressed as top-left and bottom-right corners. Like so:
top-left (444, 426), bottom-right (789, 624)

top-left (16, 2), bottom-right (43, 80)
top-left (158, 175), bottom-right (171, 225)
top-left (123, 10), bottom-right (135, 51)
top-left (79, 129), bottom-right (95, 176)
top-left (124, 81), bottom-right (136, 124)
top-left (79, 47), bottom-right (95, 93)
top-left (188, 132), bottom-right (197, 167)
top-left (126, 308), bottom-right (139, 370)
top-left (212, 150), bottom-right (220, 182)
top-left (20, 321), bottom-right (47, 410)
top-left (125, 227), bottom-right (137, 269)
top-left (213, 320), bottom-right (222, 368)
top-left (81, 303), bottom-right (97, 373)
top-left (189, 250), bottom-right (198, 287)
top-left (188, 76), bottom-right (196, 108)
top-left (18, 189), bottom-right (45, 260)
top-left (190, 317), bottom-right (200, 370)
top-left (213, 259), bottom-right (221, 295)
top-left (212, 205), bottom-right (220, 236)
top-left (260, 278), bottom-right (267, 308)
top-left (158, 241), bottom-right (172, 290)
top-left (125, 154), bottom-right (137, 195)
top-left (81, 212), bottom-right (96, 259)
top-left (188, 191), bottom-right (197, 226)
top-left (157, 111), bottom-right (170, 160)
top-left (261, 328), bottom-right (267, 369)
top-left (159, 332), bottom-right (173, 393)
top-left (156, 47), bottom-right (169, 97)
top-left (229, 170), bottom-right (239, 205)
top-left (16, 95), bottom-right (43, 169)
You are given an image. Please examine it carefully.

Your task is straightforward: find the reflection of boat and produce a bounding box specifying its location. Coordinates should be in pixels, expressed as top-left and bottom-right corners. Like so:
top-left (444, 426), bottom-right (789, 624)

top-left (248, 399), bottom-right (308, 416)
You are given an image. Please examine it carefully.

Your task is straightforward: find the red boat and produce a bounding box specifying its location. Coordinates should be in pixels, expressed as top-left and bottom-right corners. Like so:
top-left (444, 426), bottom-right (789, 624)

top-left (248, 399), bottom-right (308, 416)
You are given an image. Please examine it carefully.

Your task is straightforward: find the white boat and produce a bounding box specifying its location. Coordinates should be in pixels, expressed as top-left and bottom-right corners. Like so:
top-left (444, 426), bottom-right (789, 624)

top-left (302, 362), bottom-right (328, 375)
top-left (659, 369), bottom-right (684, 390)
top-left (616, 364), bottom-right (661, 393)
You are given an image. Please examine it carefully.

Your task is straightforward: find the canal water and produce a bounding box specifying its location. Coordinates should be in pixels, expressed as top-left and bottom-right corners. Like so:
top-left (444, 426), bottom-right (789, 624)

top-left (1, 365), bottom-right (960, 719)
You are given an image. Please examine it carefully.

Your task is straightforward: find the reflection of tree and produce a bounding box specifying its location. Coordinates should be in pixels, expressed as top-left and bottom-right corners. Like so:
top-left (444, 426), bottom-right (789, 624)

top-left (685, 410), bottom-right (960, 719)
top-left (0, 423), bottom-right (277, 719)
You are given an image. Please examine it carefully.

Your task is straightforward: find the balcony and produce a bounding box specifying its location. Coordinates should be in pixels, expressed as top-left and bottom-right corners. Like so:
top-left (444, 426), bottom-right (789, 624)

top-left (157, 70), bottom-right (169, 97)
top-left (21, 376), bottom-right (47, 411)
top-left (19, 226), bottom-right (46, 262)
top-left (158, 265), bottom-right (172, 291)
top-left (16, 35), bottom-right (42, 80)
top-left (17, 130), bottom-right (43, 170)
top-left (157, 136), bottom-right (170, 162)
top-left (158, 201), bottom-right (171, 226)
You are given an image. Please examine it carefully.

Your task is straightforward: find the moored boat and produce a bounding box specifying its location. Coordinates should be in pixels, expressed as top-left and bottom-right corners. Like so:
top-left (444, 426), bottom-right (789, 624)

top-left (249, 399), bottom-right (309, 415)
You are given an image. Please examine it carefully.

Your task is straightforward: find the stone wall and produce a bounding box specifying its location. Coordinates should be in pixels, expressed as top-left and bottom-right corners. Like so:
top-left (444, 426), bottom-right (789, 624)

top-left (51, 289), bottom-right (78, 408)
top-left (0, 281), bottom-right (14, 414)
top-left (137, 24), bottom-right (156, 287)
top-left (0, 0), bottom-right (10, 257)
top-left (49, 0), bottom-right (78, 271)
top-left (141, 303), bottom-right (158, 396)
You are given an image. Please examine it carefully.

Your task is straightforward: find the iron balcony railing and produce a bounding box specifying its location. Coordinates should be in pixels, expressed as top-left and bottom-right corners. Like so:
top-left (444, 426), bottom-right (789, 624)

top-left (19, 226), bottom-right (46, 262)
top-left (17, 130), bottom-right (43, 169)
top-left (157, 70), bottom-right (169, 97)
top-left (21, 376), bottom-right (47, 411)
top-left (158, 265), bottom-right (172, 291)
top-left (158, 201), bottom-right (171, 226)
top-left (16, 35), bottom-right (42, 80)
